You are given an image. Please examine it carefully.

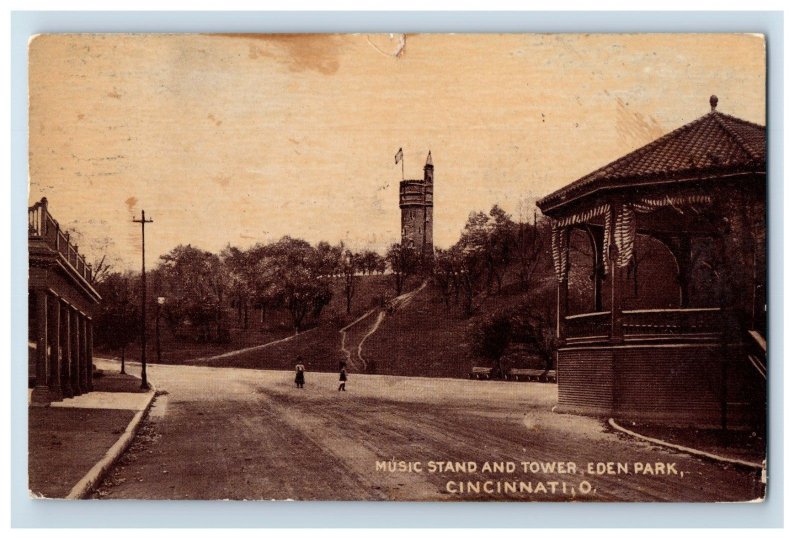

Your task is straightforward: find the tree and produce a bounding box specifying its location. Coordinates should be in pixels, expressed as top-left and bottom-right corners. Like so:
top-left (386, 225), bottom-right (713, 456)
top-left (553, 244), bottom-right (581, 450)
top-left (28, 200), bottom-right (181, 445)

top-left (514, 198), bottom-right (551, 291)
top-left (157, 245), bottom-right (230, 342)
top-left (220, 244), bottom-right (251, 328)
top-left (386, 242), bottom-right (420, 295)
top-left (432, 247), bottom-right (457, 307)
top-left (65, 227), bottom-right (118, 285)
top-left (507, 298), bottom-right (558, 371)
top-left (433, 246), bottom-right (472, 308)
top-left (471, 296), bottom-right (558, 376)
top-left (260, 237), bottom-right (334, 333)
top-left (454, 244), bottom-right (484, 316)
top-left (359, 249), bottom-right (383, 275)
top-left (315, 241), bottom-right (344, 278)
top-left (341, 249), bottom-right (358, 314)
top-left (94, 272), bottom-right (141, 372)
top-left (456, 206), bottom-right (516, 295)
top-left (470, 309), bottom-right (514, 375)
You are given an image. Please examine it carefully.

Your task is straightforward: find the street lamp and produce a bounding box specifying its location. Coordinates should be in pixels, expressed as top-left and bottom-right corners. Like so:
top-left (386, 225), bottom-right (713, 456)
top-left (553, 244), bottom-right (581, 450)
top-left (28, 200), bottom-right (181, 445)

top-left (156, 296), bottom-right (165, 364)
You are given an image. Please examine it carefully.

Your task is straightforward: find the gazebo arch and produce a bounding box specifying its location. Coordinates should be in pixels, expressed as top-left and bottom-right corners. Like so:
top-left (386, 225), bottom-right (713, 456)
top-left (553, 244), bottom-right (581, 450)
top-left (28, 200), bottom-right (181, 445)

top-left (537, 97), bottom-right (766, 428)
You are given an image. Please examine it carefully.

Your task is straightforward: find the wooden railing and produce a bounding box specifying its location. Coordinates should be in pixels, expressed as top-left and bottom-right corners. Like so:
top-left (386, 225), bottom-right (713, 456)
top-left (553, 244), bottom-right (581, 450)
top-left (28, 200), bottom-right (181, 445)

top-left (564, 311), bottom-right (611, 340)
top-left (621, 307), bottom-right (722, 337)
top-left (564, 307), bottom-right (723, 342)
top-left (28, 198), bottom-right (93, 283)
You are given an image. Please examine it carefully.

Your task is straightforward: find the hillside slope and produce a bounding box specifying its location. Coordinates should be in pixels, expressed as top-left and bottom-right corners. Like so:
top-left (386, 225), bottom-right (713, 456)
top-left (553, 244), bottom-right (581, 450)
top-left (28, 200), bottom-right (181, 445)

top-left (189, 273), bottom-right (555, 379)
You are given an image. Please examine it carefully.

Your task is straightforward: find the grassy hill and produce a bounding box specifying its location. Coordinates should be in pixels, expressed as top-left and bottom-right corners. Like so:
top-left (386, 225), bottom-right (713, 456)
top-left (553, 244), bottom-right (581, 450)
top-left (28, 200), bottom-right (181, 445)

top-left (360, 278), bottom-right (554, 378)
top-left (104, 266), bottom-right (556, 379)
top-left (101, 274), bottom-right (397, 366)
top-left (198, 272), bottom-right (556, 379)
top-left (195, 322), bottom-right (345, 372)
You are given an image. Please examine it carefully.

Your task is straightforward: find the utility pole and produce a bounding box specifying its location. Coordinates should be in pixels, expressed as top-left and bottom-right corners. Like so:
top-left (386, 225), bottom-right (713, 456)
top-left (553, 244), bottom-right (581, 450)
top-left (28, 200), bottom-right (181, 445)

top-left (133, 210), bottom-right (153, 390)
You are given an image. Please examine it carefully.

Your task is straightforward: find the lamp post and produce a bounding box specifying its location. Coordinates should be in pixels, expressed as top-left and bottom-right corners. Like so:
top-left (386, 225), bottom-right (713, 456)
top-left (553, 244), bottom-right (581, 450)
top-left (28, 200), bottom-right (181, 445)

top-left (156, 296), bottom-right (165, 364)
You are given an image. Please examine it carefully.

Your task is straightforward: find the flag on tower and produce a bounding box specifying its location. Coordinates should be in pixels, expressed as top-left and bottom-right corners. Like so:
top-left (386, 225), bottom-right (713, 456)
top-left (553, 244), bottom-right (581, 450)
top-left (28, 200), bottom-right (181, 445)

top-left (395, 147), bottom-right (403, 164)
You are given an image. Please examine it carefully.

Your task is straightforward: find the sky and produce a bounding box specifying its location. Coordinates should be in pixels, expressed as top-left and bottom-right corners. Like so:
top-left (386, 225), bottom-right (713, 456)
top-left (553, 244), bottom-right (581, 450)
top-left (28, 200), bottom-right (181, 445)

top-left (28, 33), bottom-right (766, 271)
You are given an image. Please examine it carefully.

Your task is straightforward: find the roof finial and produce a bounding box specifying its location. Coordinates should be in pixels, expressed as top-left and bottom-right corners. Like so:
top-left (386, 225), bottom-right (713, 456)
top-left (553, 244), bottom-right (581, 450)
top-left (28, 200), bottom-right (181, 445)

top-left (710, 95), bottom-right (718, 111)
top-left (426, 150), bottom-right (433, 166)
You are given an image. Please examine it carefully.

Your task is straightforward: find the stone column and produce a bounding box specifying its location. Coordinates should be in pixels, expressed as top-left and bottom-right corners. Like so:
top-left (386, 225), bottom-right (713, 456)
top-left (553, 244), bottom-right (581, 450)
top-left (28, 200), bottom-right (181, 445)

top-left (86, 318), bottom-right (94, 391)
top-left (71, 307), bottom-right (81, 396)
top-left (61, 302), bottom-right (73, 398)
top-left (30, 290), bottom-right (50, 404)
top-left (78, 314), bottom-right (89, 393)
top-left (47, 294), bottom-right (63, 401)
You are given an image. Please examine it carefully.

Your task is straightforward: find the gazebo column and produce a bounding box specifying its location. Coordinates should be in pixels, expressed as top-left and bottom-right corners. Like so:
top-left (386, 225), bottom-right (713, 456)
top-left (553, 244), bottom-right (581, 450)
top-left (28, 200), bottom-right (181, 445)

top-left (557, 275), bottom-right (569, 341)
top-left (47, 293), bottom-right (63, 401)
top-left (556, 227), bottom-right (571, 342)
top-left (30, 290), bottom-right (50, 404)
top-left (609, 254), bottom-right (626, 342)
top-left (609, 203), bottom-right (626, 343)
top-left (587, 226), bottom-right (606, 311)
top-left (674, 236), bottom-right (692, 308)
top-left (61, 301), bottom-right (73, 398)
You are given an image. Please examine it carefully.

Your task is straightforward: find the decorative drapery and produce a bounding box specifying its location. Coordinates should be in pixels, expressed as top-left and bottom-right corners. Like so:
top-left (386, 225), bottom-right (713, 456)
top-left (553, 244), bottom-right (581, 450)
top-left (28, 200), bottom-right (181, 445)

top-left (613, 205), bottom-right (636, 268)
top-left (551, 227), bottom-right (570, 282)
top-left (630, 194), bottom-right (713, 214)
top-left (551, 204), bottom-right (611, 281)
top-left (615, 194), bottom-right (713, 267)
top-left (550, 194), bottom-right (712, 280)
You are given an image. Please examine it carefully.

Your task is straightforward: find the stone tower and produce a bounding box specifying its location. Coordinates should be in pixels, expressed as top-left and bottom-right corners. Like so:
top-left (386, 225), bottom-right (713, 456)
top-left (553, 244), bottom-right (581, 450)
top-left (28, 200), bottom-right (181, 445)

top-left (399, 151), bottom-right (434, 256)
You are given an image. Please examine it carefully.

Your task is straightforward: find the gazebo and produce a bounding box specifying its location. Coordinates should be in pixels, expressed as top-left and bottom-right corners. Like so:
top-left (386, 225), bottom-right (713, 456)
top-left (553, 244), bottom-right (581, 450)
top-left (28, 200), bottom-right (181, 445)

top-left (537, 97), bottom-right (766, 428)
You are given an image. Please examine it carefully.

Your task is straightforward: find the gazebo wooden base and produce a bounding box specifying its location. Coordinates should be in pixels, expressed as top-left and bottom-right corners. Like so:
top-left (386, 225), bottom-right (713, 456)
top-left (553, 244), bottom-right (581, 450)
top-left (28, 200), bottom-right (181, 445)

top-left (555, 341), bottom-right (765, 429)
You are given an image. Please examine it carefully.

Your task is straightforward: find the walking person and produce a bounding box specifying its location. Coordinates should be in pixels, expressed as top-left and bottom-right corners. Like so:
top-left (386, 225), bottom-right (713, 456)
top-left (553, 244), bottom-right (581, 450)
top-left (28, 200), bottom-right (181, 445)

top-left (294, 357), bottom-right (305, 389)
top-left (338, 365), bottom-right (347, 392)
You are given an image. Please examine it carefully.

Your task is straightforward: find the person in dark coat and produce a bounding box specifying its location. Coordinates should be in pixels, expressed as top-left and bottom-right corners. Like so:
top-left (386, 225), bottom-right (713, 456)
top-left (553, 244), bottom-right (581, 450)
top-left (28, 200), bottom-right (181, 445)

top-left (338, 366), bottom-right (347, 392)
top-left (294, 358), bottom-right (305, 389)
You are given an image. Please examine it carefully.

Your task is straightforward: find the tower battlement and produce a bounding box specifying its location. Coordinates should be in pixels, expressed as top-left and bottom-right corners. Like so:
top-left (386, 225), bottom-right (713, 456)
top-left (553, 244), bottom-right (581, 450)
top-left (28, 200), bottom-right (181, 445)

top-left (399, 179), bottom-right (431, 207)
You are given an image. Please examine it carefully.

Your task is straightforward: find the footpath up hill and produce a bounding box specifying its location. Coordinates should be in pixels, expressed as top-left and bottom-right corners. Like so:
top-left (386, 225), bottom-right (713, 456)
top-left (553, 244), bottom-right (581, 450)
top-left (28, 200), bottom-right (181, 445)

top-left (106, 274), bottom-right (396, 367)
top-left (200, 274), bottom-right (396, 372)
top-left (204, 273), bottom-right (553, 379)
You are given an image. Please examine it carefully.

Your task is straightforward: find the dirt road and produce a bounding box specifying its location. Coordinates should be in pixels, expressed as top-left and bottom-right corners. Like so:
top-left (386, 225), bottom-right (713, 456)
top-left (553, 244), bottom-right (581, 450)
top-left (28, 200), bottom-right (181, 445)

top-left (93, 359), bottom-right (764, 501)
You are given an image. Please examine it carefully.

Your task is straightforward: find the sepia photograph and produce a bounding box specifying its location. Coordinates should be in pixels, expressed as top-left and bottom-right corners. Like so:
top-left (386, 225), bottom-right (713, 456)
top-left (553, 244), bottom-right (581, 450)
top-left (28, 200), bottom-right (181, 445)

top-left (26, 32), bottom-right (767, 502)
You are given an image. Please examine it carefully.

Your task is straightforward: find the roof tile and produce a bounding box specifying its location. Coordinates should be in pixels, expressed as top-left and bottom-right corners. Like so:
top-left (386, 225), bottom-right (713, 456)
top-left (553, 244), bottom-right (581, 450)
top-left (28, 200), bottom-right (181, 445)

top-left (538, 111), bottom-right (765, 210)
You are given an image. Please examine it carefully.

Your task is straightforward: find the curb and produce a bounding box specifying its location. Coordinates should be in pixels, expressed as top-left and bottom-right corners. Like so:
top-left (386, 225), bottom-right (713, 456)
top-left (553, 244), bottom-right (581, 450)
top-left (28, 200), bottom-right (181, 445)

top-left (608, 418), bottom-right (765, 470)
top-left (65, 388), bottom-right (157, 499)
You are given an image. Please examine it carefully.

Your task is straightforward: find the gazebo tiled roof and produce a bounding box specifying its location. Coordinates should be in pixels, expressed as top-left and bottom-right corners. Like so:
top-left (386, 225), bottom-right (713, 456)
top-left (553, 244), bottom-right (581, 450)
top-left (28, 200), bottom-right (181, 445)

top-left (538, 97), bottom-right (766, 212)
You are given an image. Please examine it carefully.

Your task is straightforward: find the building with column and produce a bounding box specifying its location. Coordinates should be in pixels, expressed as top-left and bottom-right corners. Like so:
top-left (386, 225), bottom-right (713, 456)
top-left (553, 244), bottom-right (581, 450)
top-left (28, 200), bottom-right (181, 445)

top-left (536, 97), bottom-right (766, 428)
top-left (28, 197), bottom-right (101, 404)
top-left (399, 151), bottom-right (434, 257)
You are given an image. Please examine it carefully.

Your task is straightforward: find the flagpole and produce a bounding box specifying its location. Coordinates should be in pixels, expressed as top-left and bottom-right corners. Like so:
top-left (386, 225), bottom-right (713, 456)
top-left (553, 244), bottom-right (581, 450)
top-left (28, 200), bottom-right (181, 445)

top-left (396, 147), bottom-right (404, 180)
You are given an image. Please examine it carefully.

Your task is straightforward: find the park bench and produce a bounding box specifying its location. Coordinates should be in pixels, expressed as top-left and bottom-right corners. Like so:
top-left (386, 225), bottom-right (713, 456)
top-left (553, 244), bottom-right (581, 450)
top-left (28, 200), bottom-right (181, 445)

top-left (543, 370), bottom-right (557, 383)
top-left (504, 368), bottom-right (546, 382)
top-left (468, 367), bottom-right (493, 380)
